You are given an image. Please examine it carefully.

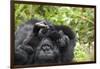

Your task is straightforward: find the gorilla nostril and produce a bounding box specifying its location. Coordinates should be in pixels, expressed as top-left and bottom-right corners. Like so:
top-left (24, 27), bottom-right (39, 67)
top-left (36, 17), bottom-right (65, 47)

top-left (41, 45), bottom-right (51, 52)
top-left (43, 46), bottom-right (46, 50)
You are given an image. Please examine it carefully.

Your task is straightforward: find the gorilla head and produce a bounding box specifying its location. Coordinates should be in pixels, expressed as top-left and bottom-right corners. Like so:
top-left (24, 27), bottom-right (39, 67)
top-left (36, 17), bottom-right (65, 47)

top-left (32, 26), bottom-right (72, 64)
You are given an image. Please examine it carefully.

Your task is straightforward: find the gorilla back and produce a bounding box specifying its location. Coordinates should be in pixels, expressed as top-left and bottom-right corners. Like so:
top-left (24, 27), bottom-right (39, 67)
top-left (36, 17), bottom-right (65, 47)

top-left (14, 19), bottom-right (76, 65)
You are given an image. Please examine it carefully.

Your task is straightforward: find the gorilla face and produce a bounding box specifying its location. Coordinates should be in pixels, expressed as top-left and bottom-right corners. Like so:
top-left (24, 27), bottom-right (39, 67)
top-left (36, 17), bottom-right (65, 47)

top-left (34, 34), bottom-right (60, 64)
top-left (35, 38), bottom-right (59, 59)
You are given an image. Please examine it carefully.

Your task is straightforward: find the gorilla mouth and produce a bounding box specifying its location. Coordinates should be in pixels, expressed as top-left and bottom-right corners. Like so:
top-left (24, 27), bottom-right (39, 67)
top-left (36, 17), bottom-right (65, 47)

top-left (38, 53), bottom-right (55, 60)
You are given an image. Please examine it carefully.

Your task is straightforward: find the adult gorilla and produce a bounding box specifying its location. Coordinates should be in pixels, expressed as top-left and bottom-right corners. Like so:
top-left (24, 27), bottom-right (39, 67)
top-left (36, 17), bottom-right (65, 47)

top-left (14, 19), bottom-right (76, 65)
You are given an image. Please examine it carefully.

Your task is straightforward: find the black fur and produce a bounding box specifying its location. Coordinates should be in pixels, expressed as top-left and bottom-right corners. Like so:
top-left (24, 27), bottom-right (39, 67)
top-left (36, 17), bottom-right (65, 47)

top-left (14, 19), bottom-right (76, 65)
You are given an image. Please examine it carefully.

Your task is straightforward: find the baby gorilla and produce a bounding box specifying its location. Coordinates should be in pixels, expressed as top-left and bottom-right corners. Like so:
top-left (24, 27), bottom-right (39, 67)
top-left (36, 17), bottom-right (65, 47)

top-left (14, 19), bottom-right (76, 65)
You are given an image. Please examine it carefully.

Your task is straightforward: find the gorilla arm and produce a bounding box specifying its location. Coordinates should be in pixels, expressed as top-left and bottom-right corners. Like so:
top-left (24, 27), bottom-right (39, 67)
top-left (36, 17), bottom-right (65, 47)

top-left (54, 25), bottom-right (76, 63)
top-left (15, 20), bottom-right (51, 65)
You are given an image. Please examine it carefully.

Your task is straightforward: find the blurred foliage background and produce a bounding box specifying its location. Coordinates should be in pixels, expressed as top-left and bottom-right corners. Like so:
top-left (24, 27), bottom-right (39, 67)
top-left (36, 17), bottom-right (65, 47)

top-left (15, 4), bottom-right (95, 62)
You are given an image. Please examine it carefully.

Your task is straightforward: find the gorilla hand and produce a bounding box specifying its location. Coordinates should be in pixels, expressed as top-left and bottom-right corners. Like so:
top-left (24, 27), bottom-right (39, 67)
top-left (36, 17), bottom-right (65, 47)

top-left (58, 30), bottom-right (70, 47)
top-left (15, 45), bottom-right (34, 65)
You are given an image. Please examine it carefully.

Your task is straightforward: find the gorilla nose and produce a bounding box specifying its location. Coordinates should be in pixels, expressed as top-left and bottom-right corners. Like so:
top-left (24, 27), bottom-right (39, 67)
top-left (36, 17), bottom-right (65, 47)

top-left (42, 45), bottom-right (50, 51)
top-left (43, 39), bottom-right (50, 43)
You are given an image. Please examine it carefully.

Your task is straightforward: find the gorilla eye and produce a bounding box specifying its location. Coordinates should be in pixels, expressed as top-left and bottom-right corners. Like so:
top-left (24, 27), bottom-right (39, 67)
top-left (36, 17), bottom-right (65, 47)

top-left (41, 29), bottom-right (48, 34)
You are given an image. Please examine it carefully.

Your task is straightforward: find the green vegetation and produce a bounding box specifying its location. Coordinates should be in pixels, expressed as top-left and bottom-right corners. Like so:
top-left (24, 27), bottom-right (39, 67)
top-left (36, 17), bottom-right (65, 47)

top-left (15, 4), bottom-right (95, 62)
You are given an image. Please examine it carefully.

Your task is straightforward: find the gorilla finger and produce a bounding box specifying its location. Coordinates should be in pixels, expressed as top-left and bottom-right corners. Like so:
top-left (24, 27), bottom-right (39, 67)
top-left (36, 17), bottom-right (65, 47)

top-left (35, 21), bottom-right (49, 28)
